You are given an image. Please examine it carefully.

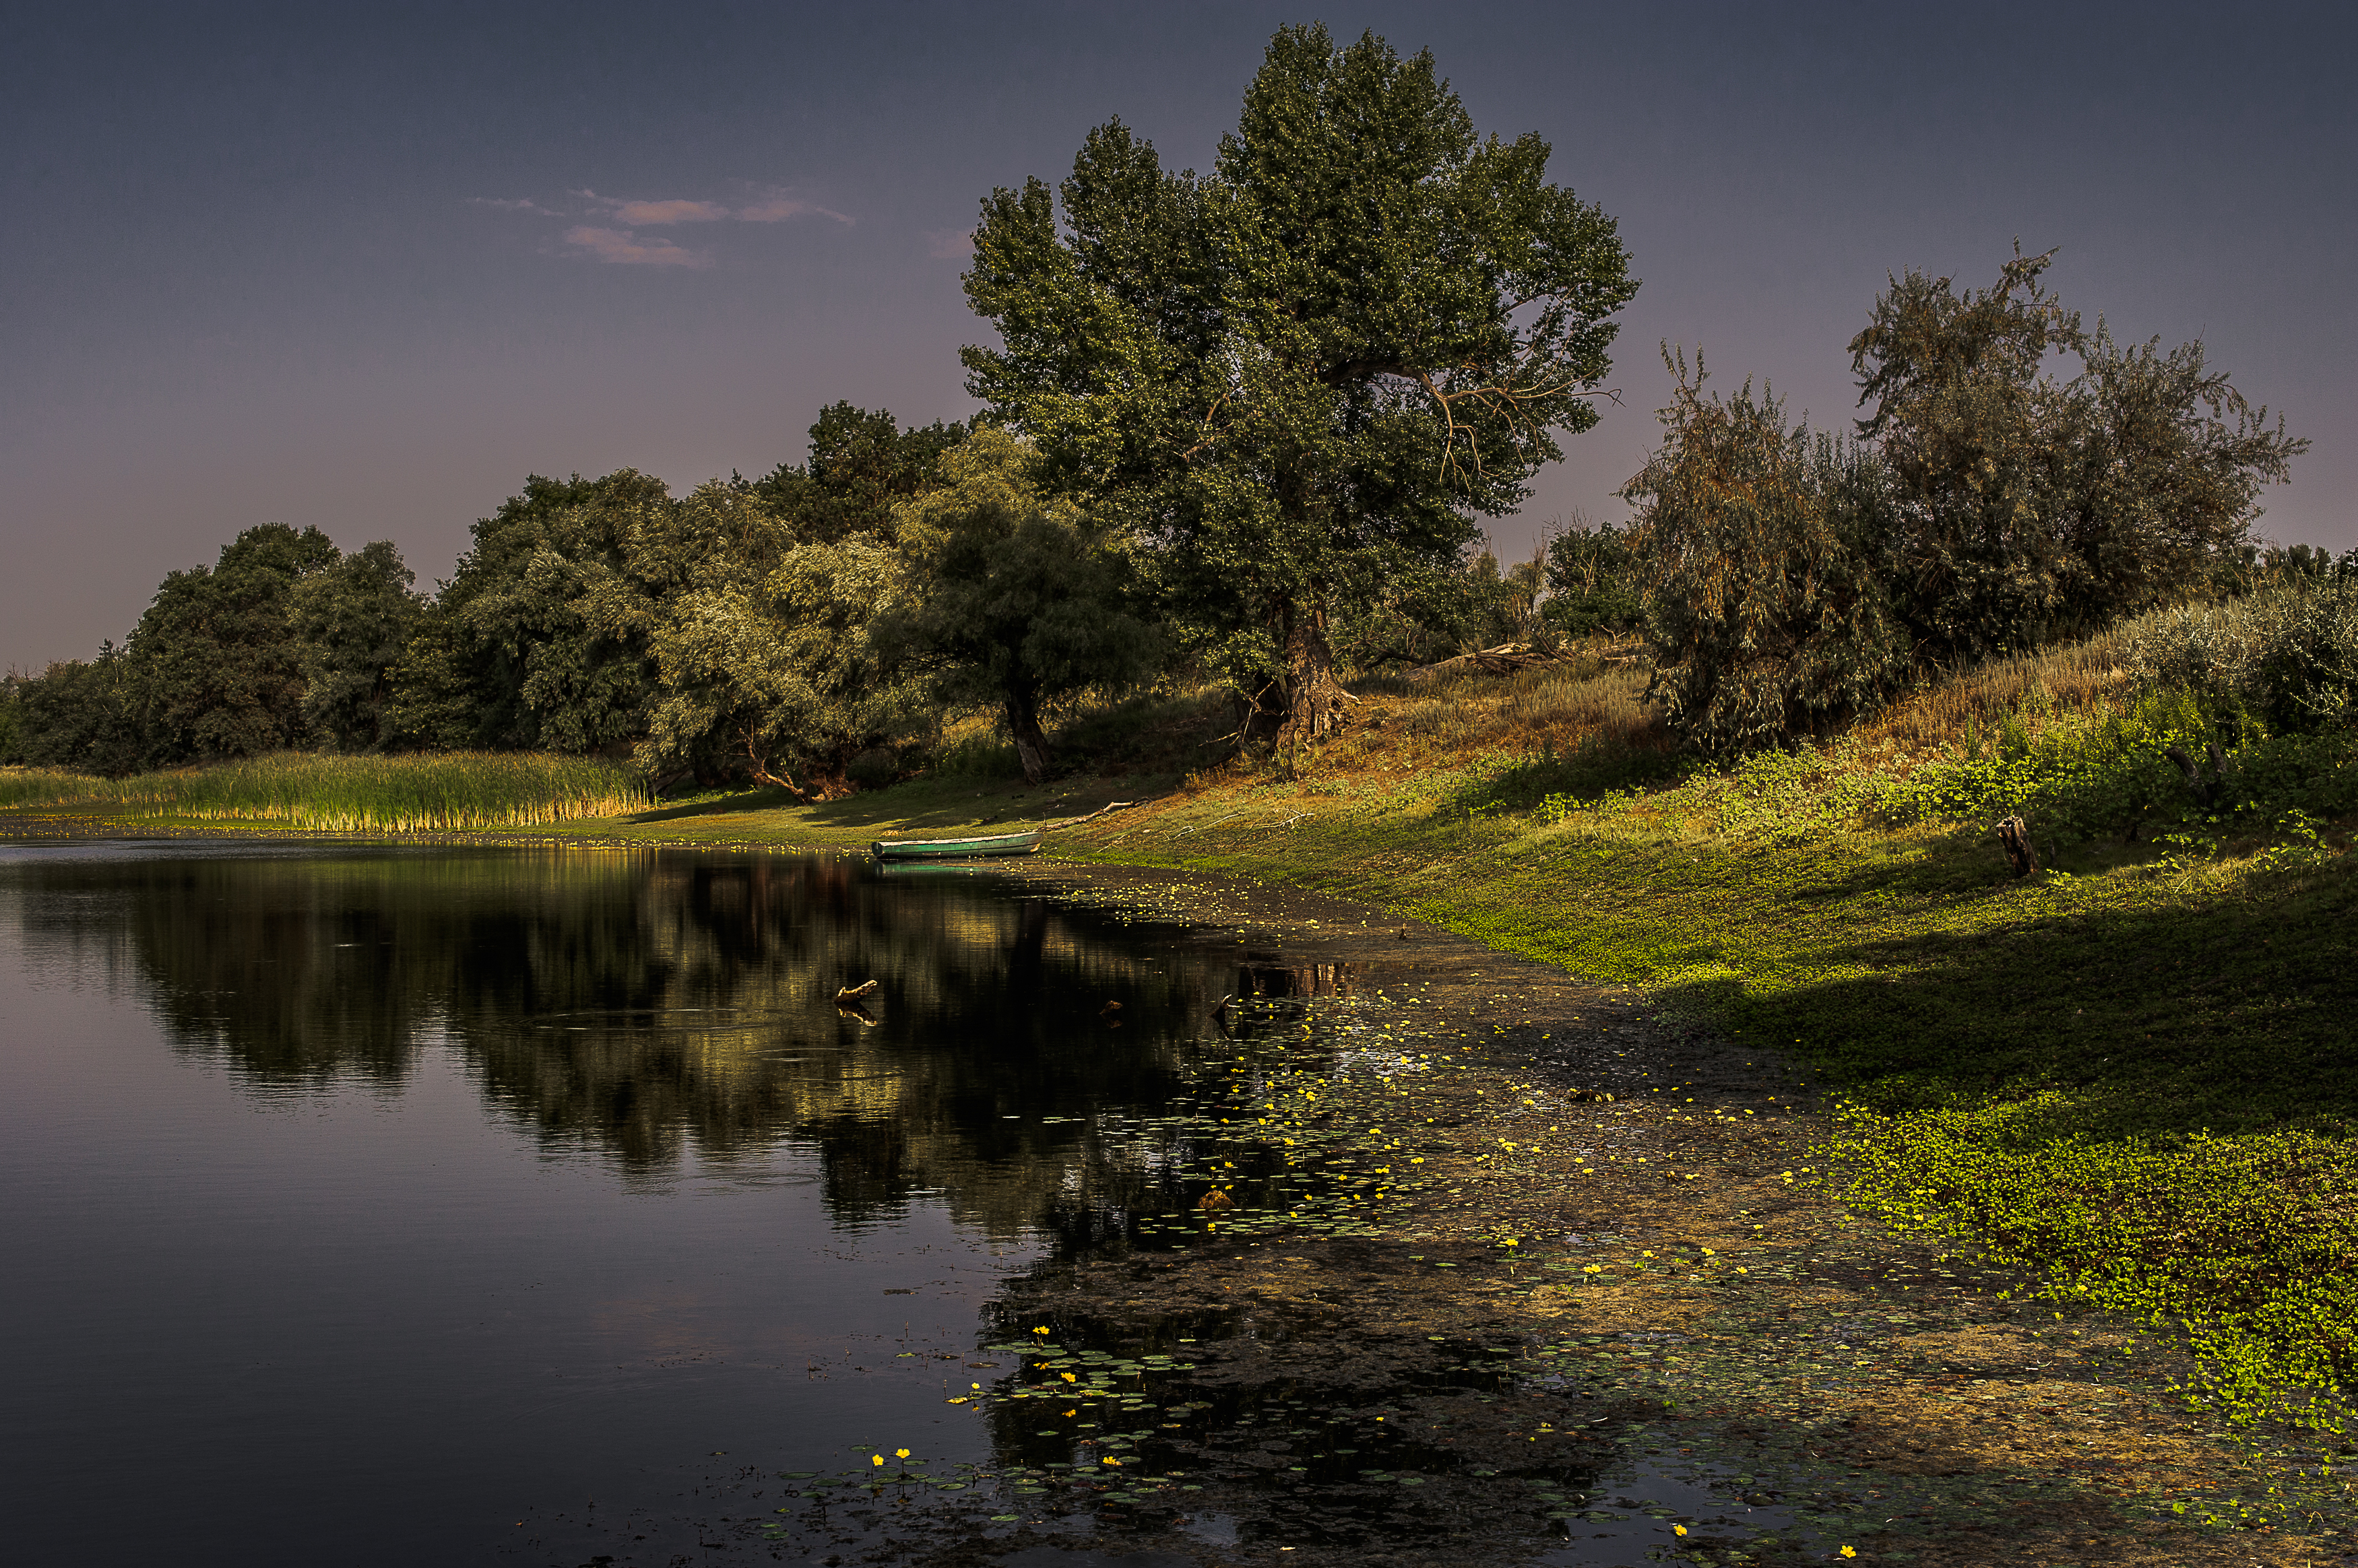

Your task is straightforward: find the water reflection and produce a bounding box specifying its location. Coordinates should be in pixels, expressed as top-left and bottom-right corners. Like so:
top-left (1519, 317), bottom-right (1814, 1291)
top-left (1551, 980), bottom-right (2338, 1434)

top-left (3, 847), bottom-right (1241, 1237)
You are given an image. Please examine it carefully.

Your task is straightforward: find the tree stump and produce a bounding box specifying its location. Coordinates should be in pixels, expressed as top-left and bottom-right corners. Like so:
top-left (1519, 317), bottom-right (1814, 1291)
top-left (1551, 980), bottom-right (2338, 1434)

top-left (1995, 816), bottom-right (2041, 878)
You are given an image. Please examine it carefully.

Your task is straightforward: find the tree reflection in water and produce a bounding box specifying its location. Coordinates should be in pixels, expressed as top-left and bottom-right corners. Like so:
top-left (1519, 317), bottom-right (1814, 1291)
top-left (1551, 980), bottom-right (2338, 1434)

top-left (7, 847), bottom-right (1262, 1243)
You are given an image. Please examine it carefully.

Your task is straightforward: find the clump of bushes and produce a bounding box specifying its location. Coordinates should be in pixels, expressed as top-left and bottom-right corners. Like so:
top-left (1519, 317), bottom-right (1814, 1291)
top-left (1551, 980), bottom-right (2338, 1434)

top-left (1626, 250), bottom-right (2305, 755)
top-left (2128, 577), bottom-right (2358, 736)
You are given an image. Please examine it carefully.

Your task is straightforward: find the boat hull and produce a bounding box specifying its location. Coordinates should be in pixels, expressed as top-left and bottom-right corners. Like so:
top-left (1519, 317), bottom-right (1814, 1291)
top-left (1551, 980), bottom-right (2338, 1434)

top-left (869, 830), bottom-right (1043, 861)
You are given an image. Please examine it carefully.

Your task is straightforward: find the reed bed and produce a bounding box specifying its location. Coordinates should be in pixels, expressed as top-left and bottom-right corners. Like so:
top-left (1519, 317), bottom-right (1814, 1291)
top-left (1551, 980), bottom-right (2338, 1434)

top-left (0, 768), bottom-right (111, 810)
top-left (84, 752), bottom-right (649, 832)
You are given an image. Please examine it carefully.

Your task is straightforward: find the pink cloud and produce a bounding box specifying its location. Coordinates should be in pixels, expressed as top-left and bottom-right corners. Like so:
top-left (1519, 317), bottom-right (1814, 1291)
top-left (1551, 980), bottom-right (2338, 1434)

top-left (925, 228), bottom-right (975, 259)
top-left (737, 192), bottom-right (852, 224)
top-left (608, 198), bottom-right (731, 226)
top-left (562, 226), bottom-right (711, 268)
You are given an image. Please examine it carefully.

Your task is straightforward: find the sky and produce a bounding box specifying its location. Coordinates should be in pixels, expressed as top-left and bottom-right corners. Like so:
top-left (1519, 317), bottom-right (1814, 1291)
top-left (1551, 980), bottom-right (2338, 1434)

top-left (4, 1), bottom-right (2352, 671)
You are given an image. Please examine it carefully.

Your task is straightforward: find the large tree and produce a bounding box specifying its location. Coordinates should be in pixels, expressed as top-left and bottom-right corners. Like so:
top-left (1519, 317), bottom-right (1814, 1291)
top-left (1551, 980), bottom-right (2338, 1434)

top-left (961, 24), bottom-right (1635, 747)
top-left (290, 540), bottom-right (422, 752)
top-left (385, 470), bottom-right (672, 753)
top-left (608, 407), bottom-right (966, 795)
top-left (750, 400), bottom-right (969, 546)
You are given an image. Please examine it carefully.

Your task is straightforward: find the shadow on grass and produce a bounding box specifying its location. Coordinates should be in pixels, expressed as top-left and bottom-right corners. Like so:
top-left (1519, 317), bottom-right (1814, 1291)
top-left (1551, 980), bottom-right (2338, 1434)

top-left (1667, 851), bottom-right (2358, 1141)
top-left (623, 786), bottom-right (804, 824)
top-left (1447, 735), bottom-right (1690, 815)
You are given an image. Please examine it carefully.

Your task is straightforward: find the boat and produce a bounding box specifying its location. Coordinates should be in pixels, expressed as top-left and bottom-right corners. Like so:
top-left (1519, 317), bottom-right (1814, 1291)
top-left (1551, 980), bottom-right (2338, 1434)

top-left (869, 829), bottom-right (1044, 861)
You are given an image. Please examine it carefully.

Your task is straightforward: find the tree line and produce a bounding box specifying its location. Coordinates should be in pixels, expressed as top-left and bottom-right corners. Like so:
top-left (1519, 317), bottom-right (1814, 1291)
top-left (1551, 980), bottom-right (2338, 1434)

top-left (0, 26), bottom-right (2307, 784)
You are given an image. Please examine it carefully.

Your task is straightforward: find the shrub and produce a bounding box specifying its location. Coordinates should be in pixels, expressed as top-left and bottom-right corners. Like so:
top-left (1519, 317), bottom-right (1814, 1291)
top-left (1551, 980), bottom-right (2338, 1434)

top-left (2128, 579), bottom-right (2358, 736)
top-left (1624, 357), bottom-right (1909, 755)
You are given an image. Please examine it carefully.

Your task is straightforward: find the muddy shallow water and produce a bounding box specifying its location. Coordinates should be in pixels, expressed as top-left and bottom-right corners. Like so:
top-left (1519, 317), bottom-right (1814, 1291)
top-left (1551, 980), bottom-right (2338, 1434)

top-left (0, 843), bottom-right (2335, 1568)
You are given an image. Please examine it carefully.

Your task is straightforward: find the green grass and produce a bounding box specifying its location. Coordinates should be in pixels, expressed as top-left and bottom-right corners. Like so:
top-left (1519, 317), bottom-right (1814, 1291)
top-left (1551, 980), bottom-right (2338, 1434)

top-left (9, 752), bottom-right (650, 832)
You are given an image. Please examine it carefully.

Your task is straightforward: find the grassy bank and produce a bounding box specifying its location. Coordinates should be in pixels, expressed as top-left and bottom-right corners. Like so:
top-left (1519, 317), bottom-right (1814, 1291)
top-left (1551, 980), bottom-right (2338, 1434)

top-left (1024, 684), bottom-right (2358, 1434)
top-left (0, 752), bottom-right (648, 832)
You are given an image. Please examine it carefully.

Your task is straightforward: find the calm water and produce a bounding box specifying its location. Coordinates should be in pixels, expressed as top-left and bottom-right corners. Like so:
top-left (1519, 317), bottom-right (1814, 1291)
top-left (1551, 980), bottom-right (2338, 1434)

top-left (0, 843), bottom-right (1238, 1567)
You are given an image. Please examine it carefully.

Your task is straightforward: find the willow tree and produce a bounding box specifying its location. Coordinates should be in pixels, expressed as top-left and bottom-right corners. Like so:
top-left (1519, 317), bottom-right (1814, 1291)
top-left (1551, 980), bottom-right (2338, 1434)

top-left (1850, 247), bottom-right (2305, 663)
top-left (961, 23), bottom-right (1635, 746)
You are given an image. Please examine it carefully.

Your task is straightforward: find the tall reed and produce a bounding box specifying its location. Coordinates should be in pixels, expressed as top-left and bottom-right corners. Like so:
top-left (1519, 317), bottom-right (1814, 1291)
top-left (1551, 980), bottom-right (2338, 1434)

top-left (13, 752), bottom-right (649, 832)
top-left (0, 768), bottom-right (112, 810)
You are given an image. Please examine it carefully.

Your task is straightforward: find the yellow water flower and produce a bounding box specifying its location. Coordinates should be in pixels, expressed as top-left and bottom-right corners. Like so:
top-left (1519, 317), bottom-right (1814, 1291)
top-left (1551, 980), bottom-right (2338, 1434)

top-left (895, 1448), bottom-right (910, 1459)
top-left (871, 1455), bottom-right (884, 1466)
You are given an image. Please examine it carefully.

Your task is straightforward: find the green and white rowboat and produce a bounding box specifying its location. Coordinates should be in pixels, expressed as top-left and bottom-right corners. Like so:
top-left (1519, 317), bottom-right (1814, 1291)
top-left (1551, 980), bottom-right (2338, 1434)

top-left (869, 829), bottom-right (1043, 861)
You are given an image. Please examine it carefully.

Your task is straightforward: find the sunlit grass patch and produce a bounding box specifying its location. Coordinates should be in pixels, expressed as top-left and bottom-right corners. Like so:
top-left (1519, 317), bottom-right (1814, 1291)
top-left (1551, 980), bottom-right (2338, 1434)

top-left (1858, 626), bottom-right (2133, 758)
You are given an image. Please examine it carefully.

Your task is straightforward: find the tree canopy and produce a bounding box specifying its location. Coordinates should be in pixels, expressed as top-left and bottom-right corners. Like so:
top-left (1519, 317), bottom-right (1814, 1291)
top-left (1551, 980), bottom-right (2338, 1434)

top-left (1630, 251), bottom-right (2306, 750)
top-left (1850, 247), bottom-right (2305, 664)
top-left (127, 523), bottom-right (340, 767)
top-left (962, 23), bottom-right (1636, 746)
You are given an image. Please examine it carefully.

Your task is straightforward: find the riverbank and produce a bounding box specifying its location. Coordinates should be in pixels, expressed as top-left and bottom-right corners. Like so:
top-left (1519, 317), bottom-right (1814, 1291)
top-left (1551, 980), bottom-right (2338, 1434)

top-left (647, 866), bottom-right (2340, 1568)
top-left (9, 757), bottom-right (2355, 1561)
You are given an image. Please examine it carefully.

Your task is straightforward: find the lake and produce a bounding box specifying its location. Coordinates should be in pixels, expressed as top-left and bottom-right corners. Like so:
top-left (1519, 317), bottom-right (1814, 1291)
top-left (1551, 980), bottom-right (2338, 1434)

top-left (0, 843), bottom-right (1258, 1566)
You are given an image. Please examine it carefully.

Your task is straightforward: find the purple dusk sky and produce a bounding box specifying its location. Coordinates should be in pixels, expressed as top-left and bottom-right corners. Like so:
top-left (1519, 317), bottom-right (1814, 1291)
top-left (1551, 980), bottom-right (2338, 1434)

top-left (4, 1), bottom-right (2351, 672)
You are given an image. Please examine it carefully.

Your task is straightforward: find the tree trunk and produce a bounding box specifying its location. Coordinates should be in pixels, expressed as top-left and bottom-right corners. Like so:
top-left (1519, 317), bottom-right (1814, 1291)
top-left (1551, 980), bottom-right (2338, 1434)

top-left (1006, 686), bottom-right (1051, 785)
top-left (1242, 594), bottom-right (1350, 752)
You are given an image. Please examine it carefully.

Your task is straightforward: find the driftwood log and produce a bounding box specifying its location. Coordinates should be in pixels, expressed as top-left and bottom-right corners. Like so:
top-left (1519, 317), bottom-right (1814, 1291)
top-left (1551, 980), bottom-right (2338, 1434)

top-left (1407, 642), bottom-right (1563, 680)
top-left (1042, 797), bottom-right (1155, 831)
top-left (1995, 816), bottom-right (2041, 878)
top-left (1405, 638), bottom-right (1645, 680)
